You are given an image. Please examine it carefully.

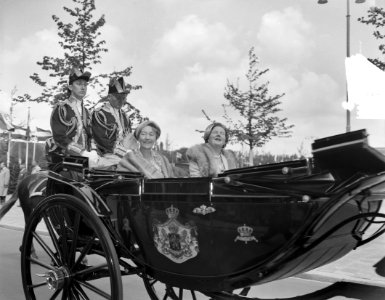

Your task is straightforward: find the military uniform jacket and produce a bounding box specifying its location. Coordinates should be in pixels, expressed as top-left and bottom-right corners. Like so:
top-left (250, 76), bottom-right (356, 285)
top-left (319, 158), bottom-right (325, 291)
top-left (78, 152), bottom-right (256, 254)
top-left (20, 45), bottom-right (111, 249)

top-left (50, 95), bottom-right (92, 155)
top-left (91, 101), bottom-right (132, 157)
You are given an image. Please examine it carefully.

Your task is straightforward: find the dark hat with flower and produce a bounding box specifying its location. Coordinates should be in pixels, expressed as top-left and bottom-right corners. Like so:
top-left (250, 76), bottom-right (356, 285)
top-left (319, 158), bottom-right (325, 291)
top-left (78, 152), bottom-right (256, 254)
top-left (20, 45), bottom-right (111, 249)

top-left (134, 120), bottom-right (161, 140)
top-left (68, 67), bottom-right (91, 85)
top-left (203, 122), bottom-right (229, 146)
top-left (108, 77), bottom-right (130, 95)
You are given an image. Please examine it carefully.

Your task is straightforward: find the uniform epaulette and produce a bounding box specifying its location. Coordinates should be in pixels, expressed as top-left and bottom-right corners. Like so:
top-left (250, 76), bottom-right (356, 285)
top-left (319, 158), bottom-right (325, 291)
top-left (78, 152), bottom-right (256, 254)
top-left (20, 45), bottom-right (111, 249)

top-left (93, 101), bottom-right (107, 112)
top-left (57, 99), bottom-right (71, 107)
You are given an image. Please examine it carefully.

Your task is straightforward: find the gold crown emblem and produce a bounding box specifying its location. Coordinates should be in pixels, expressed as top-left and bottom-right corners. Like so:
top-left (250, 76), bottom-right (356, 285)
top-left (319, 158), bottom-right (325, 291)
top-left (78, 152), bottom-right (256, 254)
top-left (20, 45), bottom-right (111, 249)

top-left (237, 224), bottom-right (253, 237)
top-left (166, 205), bottom-right (179, 219)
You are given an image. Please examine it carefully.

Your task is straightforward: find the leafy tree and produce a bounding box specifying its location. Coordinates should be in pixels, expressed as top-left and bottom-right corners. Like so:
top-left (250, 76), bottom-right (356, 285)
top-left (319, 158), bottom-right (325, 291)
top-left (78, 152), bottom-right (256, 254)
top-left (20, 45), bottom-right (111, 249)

top-left (358, 6), bottom-right (385, 70)
top-left (14, 0), bottom-right (143, 123)
top-left (223, 47), bottom-right (294, 165)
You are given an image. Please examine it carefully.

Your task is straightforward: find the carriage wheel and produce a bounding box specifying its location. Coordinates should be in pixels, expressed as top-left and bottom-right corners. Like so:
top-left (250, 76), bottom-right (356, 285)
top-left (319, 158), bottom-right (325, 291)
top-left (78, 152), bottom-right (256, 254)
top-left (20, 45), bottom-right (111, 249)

top-left (21, 194), bottom-right (123, 300)
top-left (142, 276), bottom-right (252, 300)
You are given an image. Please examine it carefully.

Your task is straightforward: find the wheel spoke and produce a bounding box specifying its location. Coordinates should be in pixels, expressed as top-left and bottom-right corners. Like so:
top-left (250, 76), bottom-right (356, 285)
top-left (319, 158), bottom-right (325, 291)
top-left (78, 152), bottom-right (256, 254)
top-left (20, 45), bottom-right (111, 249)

top-left (72, 235), bottom-right (96, 271)
top-left (57, 206), bottom-right (69, 264)
top-left (73, 282), bottom-right (90, 300)
top-left (73, 262), bottom-right (108, 277)
top-left (49, 288), bottom-right (62, 300)
top-left (32, 231), bottom-right (60, 266)
top-left (43, 212), bottom-right (64, 264)
top-left (69, 286), bottom-right (82, 300)
top-left (190, 290), bottom-right (197, 300)
top-left (149, 278), bottom-right (158, 287)
top-left (28, 281), bottom-right (47, 289)
top-left (68, 212), bottom-right (81, 268)
top-left (61, 287), bottom-right (69, 300)
top-left (77, 280), bottom-right (111, 299)
top-left (28, 256), bottom-right (56, 271)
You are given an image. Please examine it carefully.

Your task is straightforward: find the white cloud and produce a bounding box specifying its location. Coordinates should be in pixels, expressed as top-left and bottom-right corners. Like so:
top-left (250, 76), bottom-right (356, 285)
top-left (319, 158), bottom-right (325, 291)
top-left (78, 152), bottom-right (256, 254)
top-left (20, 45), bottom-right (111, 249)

top-left (93, 24), bottom-right (129, 74)
top-left (1, 28), bottom-right (60, 67)
top-left (256, 7), bottom-right (315, 67)
top-left (259, 69), bottom-right (346, 154)
top-left (150, 15), bottom-right (240, 67)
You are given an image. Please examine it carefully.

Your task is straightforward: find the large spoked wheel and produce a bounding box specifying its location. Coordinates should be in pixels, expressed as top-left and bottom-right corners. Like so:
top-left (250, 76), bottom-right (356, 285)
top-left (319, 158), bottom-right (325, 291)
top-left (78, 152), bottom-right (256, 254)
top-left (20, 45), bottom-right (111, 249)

top-left (21, 194), bottom-right (123, 300)
top-left (143, 276), bottom-right (252, 300)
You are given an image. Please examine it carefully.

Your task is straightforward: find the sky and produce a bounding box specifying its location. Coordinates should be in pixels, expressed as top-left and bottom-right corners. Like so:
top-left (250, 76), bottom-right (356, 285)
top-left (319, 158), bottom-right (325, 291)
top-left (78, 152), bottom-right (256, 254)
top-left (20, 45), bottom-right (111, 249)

top-left (0, 0), bottom-right (384, 156)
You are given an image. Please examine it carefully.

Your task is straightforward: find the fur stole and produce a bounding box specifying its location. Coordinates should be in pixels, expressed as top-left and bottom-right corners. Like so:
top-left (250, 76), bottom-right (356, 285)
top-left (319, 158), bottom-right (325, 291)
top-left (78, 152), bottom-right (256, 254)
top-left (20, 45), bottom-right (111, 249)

top-left (186, 143), bottom-right (238, 177)
top-left (119, 150), bottom-right (174, 178)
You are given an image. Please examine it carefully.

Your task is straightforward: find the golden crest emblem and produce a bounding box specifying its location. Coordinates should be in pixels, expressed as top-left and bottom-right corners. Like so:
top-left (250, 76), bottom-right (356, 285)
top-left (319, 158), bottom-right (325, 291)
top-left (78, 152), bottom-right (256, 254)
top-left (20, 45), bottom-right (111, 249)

top-left (153, 205), bottom-right (199, 263)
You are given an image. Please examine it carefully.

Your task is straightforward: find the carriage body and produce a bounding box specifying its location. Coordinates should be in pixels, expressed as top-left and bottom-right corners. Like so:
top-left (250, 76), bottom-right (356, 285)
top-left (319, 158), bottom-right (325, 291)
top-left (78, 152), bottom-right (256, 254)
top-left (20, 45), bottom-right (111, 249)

top-left (100, 160), bottom-right (384, 292)
top-left (21, 129), bottom-right (385, 299)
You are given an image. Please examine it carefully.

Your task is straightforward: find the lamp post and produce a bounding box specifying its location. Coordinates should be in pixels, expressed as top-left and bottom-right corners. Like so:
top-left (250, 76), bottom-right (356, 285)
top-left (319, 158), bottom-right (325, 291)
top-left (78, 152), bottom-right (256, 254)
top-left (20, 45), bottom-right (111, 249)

top-left (318, 0), bottom-right (366, 132)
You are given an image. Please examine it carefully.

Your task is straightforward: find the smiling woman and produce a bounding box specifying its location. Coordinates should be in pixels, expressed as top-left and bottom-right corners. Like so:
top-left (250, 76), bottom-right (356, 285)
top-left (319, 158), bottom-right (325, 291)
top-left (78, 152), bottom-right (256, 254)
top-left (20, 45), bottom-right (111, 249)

top-left (186, 122), bottom-right (239, 177)
top-left (117, 120), bottom-right (175, 178)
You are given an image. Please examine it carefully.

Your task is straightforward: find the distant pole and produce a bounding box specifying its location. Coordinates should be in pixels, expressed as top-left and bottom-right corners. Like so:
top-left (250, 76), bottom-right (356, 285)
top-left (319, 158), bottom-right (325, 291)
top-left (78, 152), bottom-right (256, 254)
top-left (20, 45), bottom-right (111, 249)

top-left (7, 86), bottom-right (17, 167)
top-left (32, 138), bottom-right (36, 163)
top-left (317, 0), bottom-right (366, 132)
top-left (346, 0), bottom-right (351, 132)
top-left (25, 105), bottom-right (31, 170)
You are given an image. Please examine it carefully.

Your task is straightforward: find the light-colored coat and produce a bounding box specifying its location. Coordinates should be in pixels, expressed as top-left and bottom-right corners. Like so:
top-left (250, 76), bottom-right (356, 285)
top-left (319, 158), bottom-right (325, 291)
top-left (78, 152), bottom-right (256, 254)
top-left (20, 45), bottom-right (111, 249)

top-left (0, 166), bottom-right (10, 196)
top-left (186, 143), bottom-right (238, 177)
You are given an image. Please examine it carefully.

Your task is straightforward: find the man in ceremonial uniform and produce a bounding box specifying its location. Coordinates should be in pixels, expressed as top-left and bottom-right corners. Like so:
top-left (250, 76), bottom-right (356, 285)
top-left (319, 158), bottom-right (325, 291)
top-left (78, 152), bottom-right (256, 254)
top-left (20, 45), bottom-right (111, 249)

top-left (91, 77), bottom-right (137, 169)
top-left (48, 67), bottom-right (99, 167)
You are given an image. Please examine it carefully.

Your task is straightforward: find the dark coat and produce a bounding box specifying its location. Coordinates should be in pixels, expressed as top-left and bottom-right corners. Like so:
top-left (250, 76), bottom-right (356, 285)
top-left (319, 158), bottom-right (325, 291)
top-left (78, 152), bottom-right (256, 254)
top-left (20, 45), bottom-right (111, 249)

top-left (91, 101), bottom-right (132, 157)
top-left (49, 96), bottom-right (92, 155)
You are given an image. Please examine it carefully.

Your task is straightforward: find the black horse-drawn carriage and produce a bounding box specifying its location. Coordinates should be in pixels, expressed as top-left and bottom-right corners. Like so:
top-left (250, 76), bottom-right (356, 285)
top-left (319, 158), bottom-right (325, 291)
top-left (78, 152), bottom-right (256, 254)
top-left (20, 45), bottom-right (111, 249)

top-left (20, 129), bottom-right (385, 299)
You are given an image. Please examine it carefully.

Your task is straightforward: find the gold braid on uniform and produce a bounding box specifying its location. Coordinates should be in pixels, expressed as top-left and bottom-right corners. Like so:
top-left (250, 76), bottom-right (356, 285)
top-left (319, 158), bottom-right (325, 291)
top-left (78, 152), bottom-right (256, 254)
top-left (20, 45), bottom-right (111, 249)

top-left (57, 103), bottom-right (77, 136)
top-left (94, 109), bottom-right (118, 140)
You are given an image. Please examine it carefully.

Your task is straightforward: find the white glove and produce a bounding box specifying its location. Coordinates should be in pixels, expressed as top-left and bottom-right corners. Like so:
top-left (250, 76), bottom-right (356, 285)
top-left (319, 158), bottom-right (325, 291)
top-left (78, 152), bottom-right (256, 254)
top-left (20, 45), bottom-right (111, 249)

top-left (81, 150), bottom-right (100, 168)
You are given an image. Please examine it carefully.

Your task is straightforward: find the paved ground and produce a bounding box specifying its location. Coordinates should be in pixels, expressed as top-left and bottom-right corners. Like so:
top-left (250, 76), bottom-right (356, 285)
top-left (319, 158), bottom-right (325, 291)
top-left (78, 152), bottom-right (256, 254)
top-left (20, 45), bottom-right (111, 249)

top-left (1, 196), bottom-right (385, 290)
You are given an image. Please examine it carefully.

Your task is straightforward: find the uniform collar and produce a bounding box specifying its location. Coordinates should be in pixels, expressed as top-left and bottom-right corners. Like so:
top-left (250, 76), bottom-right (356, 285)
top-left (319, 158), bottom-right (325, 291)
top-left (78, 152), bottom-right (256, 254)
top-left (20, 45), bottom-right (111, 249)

top-left (69, 95), bottom-right (83, 103)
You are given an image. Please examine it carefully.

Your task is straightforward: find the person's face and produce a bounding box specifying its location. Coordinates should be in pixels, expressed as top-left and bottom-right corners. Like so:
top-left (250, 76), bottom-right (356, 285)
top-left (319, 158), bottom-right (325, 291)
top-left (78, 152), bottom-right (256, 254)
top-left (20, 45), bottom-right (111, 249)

top-left (138, 126), bottom-right (157, 150)
top-left (68, 79), bottom-right (88, 100)
top-left (0, 162), bottom-right (4, 169)
top-left (109, 93), bottom-right (127, 109)
top-left (208, 126), bottom-right (226, 148)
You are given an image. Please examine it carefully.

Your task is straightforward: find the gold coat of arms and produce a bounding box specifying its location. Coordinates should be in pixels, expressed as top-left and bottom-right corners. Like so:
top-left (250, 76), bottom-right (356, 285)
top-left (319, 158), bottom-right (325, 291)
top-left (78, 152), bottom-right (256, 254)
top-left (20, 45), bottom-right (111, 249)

top-left (153, 205), bottom-right (199, 263)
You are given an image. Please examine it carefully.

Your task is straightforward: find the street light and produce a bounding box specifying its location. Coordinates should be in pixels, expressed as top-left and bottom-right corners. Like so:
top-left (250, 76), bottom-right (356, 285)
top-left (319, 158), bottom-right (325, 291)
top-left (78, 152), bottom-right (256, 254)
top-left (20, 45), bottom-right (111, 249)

top-left (318, 0), bottom-right (366, 132)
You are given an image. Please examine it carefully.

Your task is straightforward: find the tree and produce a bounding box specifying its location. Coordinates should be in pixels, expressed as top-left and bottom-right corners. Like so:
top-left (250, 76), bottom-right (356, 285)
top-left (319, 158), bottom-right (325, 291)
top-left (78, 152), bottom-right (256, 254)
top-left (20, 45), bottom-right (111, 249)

top-left (358, 6), bottom-right (385, 70)
top-left (223, 47), bottom-right (293, 165)
top-left (15, 0), bottom-right (143, 123)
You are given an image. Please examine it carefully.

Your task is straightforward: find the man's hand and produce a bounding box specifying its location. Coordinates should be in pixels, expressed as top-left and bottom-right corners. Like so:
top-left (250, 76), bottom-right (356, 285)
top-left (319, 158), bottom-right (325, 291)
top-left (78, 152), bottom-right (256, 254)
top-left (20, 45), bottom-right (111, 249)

top-left (122, 133), bottom-right (139, 151)
top-left (81, 150), bottom-right (100, 168)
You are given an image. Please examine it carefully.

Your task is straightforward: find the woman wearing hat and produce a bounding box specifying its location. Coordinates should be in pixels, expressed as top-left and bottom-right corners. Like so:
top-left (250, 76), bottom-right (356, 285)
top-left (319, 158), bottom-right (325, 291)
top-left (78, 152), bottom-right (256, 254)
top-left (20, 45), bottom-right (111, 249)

top-left (186, 122), bottom-right (238, 177)
top-left (117, 120), bottom-right (174, 178)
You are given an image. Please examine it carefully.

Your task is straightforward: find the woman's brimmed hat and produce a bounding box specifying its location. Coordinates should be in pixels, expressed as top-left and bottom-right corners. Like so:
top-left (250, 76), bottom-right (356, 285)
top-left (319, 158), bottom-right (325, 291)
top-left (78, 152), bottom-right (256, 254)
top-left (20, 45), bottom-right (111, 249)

top-left (134, 120), bottom-right (161, 140)
top-left (108, 77), bottom-right (130, 95)
top-left (203, 122), bottom-right (229, 146)
top-left (68, 68), bottom-right (91, 85)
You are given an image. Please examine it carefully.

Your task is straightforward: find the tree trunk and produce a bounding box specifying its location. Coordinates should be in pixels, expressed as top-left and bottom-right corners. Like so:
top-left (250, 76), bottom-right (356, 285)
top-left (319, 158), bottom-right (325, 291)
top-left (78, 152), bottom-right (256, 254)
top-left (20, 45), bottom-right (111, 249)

top-left (249, 148), bottom-right (254, 166)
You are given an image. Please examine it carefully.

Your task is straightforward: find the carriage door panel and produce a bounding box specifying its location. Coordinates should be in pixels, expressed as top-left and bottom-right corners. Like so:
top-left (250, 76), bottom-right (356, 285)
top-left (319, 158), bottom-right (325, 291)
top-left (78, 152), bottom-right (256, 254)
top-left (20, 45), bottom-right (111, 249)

top-left (138, 178), bottom-right (218, 276)
top-left (210, 179), bottom-right (314, 276)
